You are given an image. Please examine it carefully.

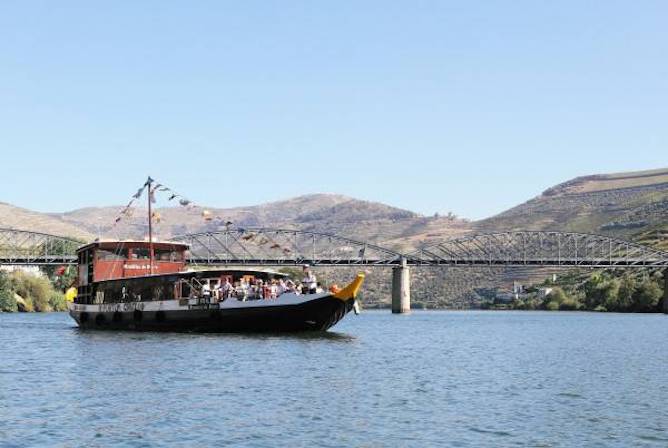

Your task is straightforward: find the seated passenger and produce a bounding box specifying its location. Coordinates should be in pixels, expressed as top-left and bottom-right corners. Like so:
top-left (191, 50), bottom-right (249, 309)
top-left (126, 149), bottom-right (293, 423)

top-left (277, 279), bottom-right (287, 296)
top-left (302, 265), bottom-right (317, 294)
top-left (231, 281), bottom-right (241, 299)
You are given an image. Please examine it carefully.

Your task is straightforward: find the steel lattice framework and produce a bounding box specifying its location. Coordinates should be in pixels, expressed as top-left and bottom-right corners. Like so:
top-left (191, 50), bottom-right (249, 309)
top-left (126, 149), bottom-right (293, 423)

top-left (173, 228), bottom-right (406, 266)
top-left (1, 228), bottom-right (667, 268)
top-left (411, 231), bottom-right (668, 267)
top-left (0, 228), bottom-right (81, 265)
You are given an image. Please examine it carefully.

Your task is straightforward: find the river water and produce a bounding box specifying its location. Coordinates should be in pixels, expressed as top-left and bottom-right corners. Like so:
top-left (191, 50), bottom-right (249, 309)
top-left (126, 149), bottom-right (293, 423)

top-left (0, 311), bottom-right (667, 447)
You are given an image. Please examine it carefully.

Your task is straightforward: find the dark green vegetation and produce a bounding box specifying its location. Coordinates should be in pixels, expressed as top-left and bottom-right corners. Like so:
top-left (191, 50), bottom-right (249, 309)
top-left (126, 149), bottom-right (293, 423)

top-left (0, 270), bottom-right (69, 313)
top-left (489, 270), bottom-right (665, 313)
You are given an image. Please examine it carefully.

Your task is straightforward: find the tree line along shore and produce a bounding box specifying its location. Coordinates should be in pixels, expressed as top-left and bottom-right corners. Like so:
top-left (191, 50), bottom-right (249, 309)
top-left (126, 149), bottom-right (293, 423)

top-left (482, 270), bottom-right (665, 313)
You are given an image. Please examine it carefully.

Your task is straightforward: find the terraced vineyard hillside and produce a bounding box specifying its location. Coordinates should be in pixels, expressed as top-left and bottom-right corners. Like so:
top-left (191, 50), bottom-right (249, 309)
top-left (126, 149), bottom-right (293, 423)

top-left (475, 168), bottom-right (668, 244)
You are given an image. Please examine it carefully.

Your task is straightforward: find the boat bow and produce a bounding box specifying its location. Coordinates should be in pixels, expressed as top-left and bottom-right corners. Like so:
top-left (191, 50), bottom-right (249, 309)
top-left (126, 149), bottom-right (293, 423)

top-left (332, 273), bottom-right (365, 301)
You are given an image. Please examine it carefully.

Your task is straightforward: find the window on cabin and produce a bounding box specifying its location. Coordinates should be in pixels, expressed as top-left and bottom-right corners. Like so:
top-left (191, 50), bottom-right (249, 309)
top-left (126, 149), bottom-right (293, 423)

top-left (97, 248), bottom-right (129, 261)
top-left (155, 249), bottom-right (183, 262)
top-left (132, 248), bottom-right (150, 260)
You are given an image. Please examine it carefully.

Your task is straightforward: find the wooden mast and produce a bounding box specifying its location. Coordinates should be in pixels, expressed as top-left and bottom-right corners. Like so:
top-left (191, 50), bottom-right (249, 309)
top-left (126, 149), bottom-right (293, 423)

top-left (147, 176), bottom-right (154, 275)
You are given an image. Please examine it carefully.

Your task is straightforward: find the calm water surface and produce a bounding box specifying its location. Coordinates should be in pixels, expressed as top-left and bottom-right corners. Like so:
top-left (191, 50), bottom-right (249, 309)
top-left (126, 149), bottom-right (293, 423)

top-left (1, 311), bottom-right (667, 447)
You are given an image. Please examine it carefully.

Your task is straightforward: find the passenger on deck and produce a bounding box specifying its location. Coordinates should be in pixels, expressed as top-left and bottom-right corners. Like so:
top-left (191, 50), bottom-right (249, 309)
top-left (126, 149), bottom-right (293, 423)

top-left (263, 281), bottom-right (271, 300)
top-left (232, 281), bottom-right (239, 299)
top-left (270, 280), bottom-right (278, 299)
top-left (257, 280), bottom-right (265, 300)
top-left (248, 281), bottom-right (257, 300)
top-left (302, 265), bottom-right (317, 294)
top-left (212, 283), bottom-right (221, 301)
top-left (240, 279), bottom-right (249, 301)
top-left (221, 278), bottom-right (233, 300)
top-left (202, 282), bottom-right (211, 300)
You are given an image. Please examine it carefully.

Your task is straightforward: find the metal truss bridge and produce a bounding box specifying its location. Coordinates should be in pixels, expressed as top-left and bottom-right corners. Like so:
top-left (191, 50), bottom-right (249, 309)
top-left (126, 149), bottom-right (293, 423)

top-left (177, 228), bottom-right (668, 268)
top-left (1, 227), bottom-right (668, 268)
top-left (0, 228), bottom-right (80, 265)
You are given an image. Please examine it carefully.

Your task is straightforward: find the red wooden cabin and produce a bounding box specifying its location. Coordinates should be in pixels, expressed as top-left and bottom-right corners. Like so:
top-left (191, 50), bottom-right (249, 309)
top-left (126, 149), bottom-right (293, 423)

top-left (77, 241), bottom-right (188, 286)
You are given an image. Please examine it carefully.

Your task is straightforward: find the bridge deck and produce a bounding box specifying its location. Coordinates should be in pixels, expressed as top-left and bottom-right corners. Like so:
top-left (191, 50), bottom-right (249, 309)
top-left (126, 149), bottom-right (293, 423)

top-left (1, 228), bottom-right (668, 268)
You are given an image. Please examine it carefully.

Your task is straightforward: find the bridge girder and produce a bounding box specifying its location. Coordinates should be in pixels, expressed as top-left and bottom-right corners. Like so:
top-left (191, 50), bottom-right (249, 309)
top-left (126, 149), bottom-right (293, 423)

top-left (173, 227), bottom-right (406, 266)
top-left (411, 231), bottom-right (668, 267)
top-left (0, 228), bottom-right (667, 268)
top-left (0, 228), bottom-right (81, 265)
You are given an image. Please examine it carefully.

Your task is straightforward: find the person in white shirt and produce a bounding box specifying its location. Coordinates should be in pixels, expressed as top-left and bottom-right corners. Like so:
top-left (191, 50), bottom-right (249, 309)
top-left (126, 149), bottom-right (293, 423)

top-left (202, 282), bottom-right (211, 300)
top-left (240, 280), bottom-right (249, 301)
top-left (222, 278), bottom-right (233, 300)
top-left (302, 265), bottom-right (317, 294)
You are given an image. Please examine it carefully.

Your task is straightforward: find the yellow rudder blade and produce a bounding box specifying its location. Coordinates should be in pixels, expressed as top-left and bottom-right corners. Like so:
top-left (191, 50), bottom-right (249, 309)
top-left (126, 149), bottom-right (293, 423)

top-left (332, 273), bottom-right (365, 301)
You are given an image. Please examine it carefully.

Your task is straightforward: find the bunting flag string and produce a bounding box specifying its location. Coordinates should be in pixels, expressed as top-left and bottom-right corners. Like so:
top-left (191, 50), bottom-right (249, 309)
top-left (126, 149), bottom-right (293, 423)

top-left (106, 177), bottom-right (312, 259)
top-left (108, 177), bottom-right (155, 233)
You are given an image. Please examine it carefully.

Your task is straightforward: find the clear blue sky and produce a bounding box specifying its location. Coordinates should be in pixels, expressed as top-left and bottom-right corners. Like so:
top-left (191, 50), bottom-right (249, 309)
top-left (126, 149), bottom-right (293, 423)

top-left (0, 1), bottom-right (666, 219)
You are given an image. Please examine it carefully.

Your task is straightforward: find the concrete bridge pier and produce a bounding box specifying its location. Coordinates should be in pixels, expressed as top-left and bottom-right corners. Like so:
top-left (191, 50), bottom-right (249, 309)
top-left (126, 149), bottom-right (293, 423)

top-left (392, 258), bottom-right (411, 314)
top-left (664, 269), bottom-right (668, 314)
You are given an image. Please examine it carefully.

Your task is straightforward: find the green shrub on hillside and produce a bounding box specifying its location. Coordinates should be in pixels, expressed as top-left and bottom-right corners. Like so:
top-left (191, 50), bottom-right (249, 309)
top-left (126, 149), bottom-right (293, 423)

top-left (545, 301), bottom-right (560, 311)
top-left (7, 271), bottom-right (56, 312)
top-left (616, 274), bottom-right (636, 311)
top-left (0, 273), bottom-right (17, 312)
top-left (48, 291), bottom-right (68, 312)
top-left (544, 287), bottom-right (567, 306)
top-left (18, 295), bottom-right (34, 312)
top-left (537, 270), bottom-right (665, 313)
top-left (633, 278), bottom-right (662, 312)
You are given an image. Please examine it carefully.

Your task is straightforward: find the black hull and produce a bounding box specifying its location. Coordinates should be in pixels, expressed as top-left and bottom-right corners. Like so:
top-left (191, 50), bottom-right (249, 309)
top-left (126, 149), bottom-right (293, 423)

top-left (71, 296), bottom-right (354, 333)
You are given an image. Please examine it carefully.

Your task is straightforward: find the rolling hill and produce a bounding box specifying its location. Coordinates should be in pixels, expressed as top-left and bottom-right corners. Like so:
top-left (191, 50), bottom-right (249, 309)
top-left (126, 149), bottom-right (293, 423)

top-left (0, 202), bottom-right (93, 241)
top-left (2, 168), bottom-right (667, 309)
top-left (475, 167), bottom-right (668, 250)
top-left (45, 194), bottom-right (471, 251)
top-left (3, 168), bottom-right (667, 251)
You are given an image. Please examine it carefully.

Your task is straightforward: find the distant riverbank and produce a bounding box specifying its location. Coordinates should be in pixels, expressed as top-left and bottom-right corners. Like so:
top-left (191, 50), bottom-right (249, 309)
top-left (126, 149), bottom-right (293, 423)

top-left (0, 271), bottom-right (68, 313)
top-left (488, 270), bottom-right (666, 313)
